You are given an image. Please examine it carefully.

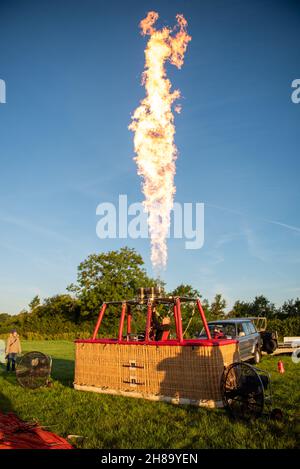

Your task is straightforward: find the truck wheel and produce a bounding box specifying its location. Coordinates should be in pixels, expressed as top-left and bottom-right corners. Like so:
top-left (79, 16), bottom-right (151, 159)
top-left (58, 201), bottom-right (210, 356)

top-left (253, 347), bottom-right (261, 364)
top-left (265, 339), bottom-right (277, 354)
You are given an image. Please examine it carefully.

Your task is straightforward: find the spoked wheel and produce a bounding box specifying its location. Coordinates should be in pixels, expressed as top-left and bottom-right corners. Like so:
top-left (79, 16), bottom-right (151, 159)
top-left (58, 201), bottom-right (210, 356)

top-left (221, 362), bottom-right (266, 420)
top-left (16, 352), bottom-right (52, 389)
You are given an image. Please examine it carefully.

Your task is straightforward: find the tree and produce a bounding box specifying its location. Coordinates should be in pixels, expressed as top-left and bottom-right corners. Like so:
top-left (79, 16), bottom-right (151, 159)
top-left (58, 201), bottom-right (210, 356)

top-left (28, 295), bottom-right (40, 312)
top-left (208, 294), bottom-right (227, 321)
top-left (0, 313), bottom-right (11, 322)
top-left (39, 295), bottom-right (81, 323)
top-left (0, 295), bottom-right (82, 336)
top-left (229, 295), bottom-right (277, 318)
top-left (68, 247), bottom-right (160, 322)
top-left (279, 298), bottom-right (300, 318)
top-left (170, 284), bottom-right (200, 299)
top-left (251, 295), bottom-right (276, 318)
top-left (229, 300), bottom-right (253, 318)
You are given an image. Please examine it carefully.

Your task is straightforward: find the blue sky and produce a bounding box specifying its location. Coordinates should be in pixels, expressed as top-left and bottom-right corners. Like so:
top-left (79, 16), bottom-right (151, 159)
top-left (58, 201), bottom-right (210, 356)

top-left (0, 0), bottom-right (299, 314)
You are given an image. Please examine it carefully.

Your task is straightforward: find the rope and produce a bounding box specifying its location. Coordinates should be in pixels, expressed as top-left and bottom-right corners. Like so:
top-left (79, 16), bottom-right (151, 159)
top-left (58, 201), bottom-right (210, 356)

top-left (183, 304), bottom-right (197, 337)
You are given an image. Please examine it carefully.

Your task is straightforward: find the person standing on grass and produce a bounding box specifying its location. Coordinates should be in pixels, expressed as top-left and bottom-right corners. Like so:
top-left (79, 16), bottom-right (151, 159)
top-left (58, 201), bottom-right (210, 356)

top-left (5, 329), bottom-right (21, 372)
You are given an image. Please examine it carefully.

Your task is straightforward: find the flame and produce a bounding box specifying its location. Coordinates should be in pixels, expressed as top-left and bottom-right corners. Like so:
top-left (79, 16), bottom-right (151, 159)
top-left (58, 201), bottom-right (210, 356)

top-left (129, 11), bottom-right (191, 270)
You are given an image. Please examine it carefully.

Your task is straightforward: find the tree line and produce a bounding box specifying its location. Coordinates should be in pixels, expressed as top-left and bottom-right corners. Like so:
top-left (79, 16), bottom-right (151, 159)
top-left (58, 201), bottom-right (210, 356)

top-left (0, 247), bottom-right (299, 339)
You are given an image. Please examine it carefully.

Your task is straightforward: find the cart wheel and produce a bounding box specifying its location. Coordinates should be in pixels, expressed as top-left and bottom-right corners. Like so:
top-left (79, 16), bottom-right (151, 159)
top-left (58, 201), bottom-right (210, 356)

top-left (221, 362), bottom-right (265, 420)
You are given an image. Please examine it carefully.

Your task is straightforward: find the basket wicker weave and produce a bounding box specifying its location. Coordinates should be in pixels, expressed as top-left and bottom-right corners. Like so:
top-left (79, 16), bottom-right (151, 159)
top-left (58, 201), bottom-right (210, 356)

top-left (74, 341), bottom-right (239, 407)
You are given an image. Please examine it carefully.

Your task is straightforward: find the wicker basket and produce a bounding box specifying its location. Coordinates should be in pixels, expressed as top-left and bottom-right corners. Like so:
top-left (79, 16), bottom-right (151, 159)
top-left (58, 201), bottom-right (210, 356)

top-left (74, 340), bottom-right (239, 407)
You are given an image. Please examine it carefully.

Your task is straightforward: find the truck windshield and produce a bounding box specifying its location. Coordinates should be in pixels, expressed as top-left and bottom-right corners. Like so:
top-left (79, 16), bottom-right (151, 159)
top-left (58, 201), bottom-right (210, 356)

top-left (199, 323), bottom-right (236, 339)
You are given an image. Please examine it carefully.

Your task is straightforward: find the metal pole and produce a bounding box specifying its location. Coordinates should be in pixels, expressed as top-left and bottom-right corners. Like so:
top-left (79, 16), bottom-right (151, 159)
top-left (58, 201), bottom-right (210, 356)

top-left (118, 302), bottom-right (127, 342)
top-left (176, 298), bottom-right (184, 343)
top-left (173, 303), bottom-right (179, 339)
top-left (145, 302), bottom-right (153, 342)
top-left (127, 307), bottom-right (132, 336)
top-left (196, 298), bottom-right (212, 339)
top-left (92, 303), bottom-right (107, 340)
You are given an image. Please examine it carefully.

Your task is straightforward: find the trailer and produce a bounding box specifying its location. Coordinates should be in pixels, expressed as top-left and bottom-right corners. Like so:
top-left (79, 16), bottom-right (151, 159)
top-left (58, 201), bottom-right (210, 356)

top-left (273, 337), bottom-right (300, 355)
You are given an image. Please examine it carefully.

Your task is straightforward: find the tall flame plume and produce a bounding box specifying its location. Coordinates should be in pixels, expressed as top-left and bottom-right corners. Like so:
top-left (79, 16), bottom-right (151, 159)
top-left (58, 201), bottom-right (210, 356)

top-left (129, 11), bottom-right (191, 270)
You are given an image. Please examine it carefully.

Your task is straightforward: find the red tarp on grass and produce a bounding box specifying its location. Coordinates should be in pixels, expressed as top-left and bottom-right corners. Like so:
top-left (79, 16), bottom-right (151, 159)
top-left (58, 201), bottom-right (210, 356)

top-left (0, 412), bottom-right (73, 449)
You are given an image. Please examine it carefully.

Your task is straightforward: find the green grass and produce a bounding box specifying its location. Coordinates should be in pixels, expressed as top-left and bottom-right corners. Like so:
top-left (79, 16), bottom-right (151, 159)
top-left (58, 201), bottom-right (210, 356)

top-left (0, 340), bottom-right (299, 448)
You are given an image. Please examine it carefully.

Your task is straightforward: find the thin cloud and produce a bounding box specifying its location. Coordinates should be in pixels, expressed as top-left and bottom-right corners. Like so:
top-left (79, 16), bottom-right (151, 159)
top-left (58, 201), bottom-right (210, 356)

top-left (242, 226), bottom-right (269, 262)
top-left (0, 213), bottom-right (72, 244)
top-left (206, 202), bottom-right (300, 234)
top-left (215, 231), bottom-right (243, 249)
top-left (263, 219), bottom-right (300, 234)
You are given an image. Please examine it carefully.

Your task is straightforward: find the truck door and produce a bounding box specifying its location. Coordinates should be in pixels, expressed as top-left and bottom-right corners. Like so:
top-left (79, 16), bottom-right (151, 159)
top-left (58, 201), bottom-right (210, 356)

top-left (237, 323), bottom-right (250, 359)
top-left (242, 322), bottom-right (253, 358)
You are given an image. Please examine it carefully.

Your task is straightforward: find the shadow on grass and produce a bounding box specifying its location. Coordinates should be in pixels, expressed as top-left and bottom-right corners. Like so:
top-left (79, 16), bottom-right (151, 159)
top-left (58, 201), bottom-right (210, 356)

top-left (50, 357), bottom-right (74, 387)
top-left (0, 364), bottom-right (14, 413)
top-left (0, 389), bottom-right (13, 413)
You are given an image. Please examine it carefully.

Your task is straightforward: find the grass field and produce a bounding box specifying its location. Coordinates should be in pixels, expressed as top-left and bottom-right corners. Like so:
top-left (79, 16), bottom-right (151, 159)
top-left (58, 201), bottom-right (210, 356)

top-left (0, 340), bottom-right (299, 449)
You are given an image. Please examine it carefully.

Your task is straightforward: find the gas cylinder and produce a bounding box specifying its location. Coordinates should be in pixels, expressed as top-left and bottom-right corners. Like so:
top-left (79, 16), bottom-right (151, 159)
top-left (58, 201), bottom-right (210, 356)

top-left (277, 360), bottom-right (285, 373)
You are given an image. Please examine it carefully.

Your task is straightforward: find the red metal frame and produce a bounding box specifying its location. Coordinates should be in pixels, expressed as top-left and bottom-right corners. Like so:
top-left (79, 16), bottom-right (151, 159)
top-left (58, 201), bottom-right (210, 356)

top-left (92, 296), bottom-right (213, 343)
top-left (118, 302), bottom-right (127, 342)
top-left (196, 298), bottom-right (212, 340)
top-left (92, 303), bottom-right (107, 340)
top-left (145, 301), bottom-right (153, 342)
top-left (175, 298), bottom-right (184, 343)
top-left (127, 307), bottom-right (132, 336)
top-left (173, 303), bottom-right (179, 339)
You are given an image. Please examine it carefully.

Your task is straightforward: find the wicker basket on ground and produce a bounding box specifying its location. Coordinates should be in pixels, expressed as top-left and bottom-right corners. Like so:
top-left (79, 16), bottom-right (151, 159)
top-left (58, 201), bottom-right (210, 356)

top-left (74, 292), bottom-right (239, 407)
